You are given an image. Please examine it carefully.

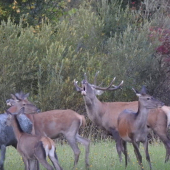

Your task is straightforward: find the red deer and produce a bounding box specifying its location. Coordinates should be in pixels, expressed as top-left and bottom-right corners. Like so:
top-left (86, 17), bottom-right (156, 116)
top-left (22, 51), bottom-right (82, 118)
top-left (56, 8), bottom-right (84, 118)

top-left (7, 92), bottom-right (90, 168)
top-left (5, 108), bottom-right (63, 170)
top-left (74, 72), bottom-right (170, 162)
top-left (118, 86), bottom-right (164, 169)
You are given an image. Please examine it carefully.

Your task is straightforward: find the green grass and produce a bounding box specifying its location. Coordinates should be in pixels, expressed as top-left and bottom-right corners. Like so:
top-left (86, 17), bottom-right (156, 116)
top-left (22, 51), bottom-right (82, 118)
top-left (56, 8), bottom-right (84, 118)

top-left (4, 140), bottom-right (170, 170)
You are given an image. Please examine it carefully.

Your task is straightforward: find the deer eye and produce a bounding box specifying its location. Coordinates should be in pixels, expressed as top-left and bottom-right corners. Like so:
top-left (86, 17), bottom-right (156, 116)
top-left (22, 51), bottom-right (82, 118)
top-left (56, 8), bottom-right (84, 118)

top-left (147, 98), bottom-right (150, 100)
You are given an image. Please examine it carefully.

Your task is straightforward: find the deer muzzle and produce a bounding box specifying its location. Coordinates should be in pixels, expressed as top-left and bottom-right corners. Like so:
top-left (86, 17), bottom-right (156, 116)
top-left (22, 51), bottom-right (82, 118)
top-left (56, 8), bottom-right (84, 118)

top-left (81, 91), bottom-right (86, 96)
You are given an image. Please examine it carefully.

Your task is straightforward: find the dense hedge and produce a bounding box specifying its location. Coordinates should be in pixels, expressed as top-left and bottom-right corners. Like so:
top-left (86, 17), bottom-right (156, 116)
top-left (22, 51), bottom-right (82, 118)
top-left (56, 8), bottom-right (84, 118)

top-left (0, 1), bottom-right (167, 113)
top-left (1, 0), bottom-right (170, 138)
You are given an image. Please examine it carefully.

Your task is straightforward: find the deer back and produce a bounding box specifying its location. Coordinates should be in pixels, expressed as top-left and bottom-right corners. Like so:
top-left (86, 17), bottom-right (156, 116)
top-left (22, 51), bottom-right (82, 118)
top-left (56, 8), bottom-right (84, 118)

top-left (25, 109), bottom-right (85, 138)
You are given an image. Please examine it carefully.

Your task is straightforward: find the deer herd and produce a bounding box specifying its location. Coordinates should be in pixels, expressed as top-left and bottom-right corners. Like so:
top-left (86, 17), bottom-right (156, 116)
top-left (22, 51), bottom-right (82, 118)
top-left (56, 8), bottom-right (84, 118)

top-left (0, 72), bottom-right (170, 170)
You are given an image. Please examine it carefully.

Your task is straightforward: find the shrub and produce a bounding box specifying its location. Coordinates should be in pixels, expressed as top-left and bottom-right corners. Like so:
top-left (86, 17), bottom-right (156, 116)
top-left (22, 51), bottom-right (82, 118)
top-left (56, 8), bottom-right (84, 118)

top-left (0, 0), bottom-right (169, 138)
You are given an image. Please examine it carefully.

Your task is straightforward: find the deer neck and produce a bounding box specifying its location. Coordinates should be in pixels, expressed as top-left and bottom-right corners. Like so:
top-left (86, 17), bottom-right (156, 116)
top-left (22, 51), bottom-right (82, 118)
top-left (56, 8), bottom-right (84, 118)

top-left (7, 105), bottom-right (18, 113)
top-left (83, 95), bottom-right (104, 124)
top-left (135, 102), bottom-right (149, 129)
top-left (11, 116), bottom-right (23, 142)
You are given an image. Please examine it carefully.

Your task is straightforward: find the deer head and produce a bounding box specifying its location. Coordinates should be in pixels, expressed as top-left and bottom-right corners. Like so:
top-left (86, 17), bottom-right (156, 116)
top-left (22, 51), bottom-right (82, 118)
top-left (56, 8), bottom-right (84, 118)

top-left (6, 92), bottom-right (40, 114)
top-left (74, 72), bottom-right (123, 99)
top-left (132, 86), bottom-right (164, 109)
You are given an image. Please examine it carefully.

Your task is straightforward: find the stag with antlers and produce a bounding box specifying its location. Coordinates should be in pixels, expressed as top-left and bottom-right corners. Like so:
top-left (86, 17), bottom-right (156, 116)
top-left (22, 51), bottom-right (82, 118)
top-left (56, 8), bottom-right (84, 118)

top-left (74, 72), bottom-right (124, 161)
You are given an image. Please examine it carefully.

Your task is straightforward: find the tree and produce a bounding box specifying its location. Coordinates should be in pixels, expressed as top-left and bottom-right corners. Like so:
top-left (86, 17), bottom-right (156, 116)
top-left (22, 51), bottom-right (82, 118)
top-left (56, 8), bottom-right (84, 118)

top-left (0, 0), bottom-right (67, 25)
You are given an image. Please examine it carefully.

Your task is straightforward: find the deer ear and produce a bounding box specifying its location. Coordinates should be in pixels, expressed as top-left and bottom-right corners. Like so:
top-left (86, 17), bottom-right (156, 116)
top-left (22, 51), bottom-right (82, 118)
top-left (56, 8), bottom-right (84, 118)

top-left (24, 93), bottom-right (29, 99)
top-left (140, 86), bottom-right (147, 95)
top-left (11, 94), bottom-right (17, 100)
top-left (94, 89), bottom-right (104, 96)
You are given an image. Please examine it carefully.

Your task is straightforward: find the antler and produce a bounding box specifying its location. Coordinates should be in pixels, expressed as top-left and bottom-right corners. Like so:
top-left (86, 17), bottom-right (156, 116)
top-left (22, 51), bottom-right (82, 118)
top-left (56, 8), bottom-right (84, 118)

top-left (94, 71), bottom-right (99, 85)
top-left (92, 78), bottom-right (123, 91)
top-left (74, 79), bottom-right (83, 92)
top-left (107, 80), bottom-right (124, 91)
top-left (84, 73), bottom-right (87, 81)
top-left (92, 77), bottom-right (115, 90)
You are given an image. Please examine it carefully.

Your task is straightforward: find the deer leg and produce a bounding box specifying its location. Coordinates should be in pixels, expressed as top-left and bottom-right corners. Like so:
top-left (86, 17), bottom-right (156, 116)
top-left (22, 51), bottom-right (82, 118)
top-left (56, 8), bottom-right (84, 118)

top-left (111, 129), bottom-right (123, 162)
top-left (151, 120), bottom-right (170, 163)
top-left (29, 159), bottom-right (40, 170)
top-left (36, 157), bottom-right (54, 170)
top-left (34, 141), bottom-right (54, 170)
top-left (22, 155), bottom-right (29, 170)
top-left (165, 149), bottom-right (170, 163)
top-left (162, 138), bottom-right (170, 163)
top-left (154, 131), bottom-right (170, 163)
top-left (48, 147), bottom-right (63, 170)
top-left (164, 141), bottom-right (170, 163)
top-left (76, 134), bottom-right (90, 168)
top-left (143, 139), bottom-right (152, 170)
top-left (122, 141), bottom-right (128, 168)
top-left (132, 142), bottom-right (143, 170)
top-left (65, 135), bottom-right (80, 168)
top-left (0, 145), bottom-right (6, 170)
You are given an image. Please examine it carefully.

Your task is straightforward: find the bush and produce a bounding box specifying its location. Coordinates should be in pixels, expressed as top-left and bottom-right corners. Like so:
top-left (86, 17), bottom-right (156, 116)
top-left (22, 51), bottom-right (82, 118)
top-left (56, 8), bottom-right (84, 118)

top-left (0, 0), bottom-right (169, 138)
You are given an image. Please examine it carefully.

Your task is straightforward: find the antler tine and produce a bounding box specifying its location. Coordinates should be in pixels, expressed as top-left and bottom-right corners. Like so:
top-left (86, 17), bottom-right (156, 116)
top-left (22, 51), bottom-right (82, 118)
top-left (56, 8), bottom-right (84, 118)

top-left (92, 77), bottom-right (116, 91)
top-left (74, 79), bottom-right (83, 92)
top-left (98, 81), bottom-right (103, 87)
top-left (84, 73), bottom-right (87, 81)
top-left (108, 80), bottom-right (124, 91)
top-left (94, 71), bottom-right (100, 85)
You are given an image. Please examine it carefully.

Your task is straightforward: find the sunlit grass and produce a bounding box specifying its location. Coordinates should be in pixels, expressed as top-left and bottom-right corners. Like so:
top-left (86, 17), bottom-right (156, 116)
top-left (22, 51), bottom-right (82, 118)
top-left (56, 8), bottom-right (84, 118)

top-left (4, 140), bottom-right (170, 170)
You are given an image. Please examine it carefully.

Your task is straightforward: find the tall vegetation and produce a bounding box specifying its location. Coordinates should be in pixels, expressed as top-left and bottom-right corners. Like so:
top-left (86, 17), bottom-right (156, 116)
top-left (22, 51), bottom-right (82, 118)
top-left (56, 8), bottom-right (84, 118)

top-left (0, 1), bottom-right (169, 130)
top-left (0, 0), bottom-right (67, 25)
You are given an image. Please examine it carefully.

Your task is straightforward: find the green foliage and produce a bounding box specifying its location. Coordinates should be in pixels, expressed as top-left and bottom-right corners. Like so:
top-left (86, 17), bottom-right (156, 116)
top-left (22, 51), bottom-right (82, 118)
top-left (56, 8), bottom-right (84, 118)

top-left (0, 0), bottom-right (67, 26)
top-left (0, 0), bottom-right (167, 115)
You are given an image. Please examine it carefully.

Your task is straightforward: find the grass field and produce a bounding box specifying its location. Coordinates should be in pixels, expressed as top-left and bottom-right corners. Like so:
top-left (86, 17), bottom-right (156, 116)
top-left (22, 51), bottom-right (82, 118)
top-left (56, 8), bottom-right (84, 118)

top-left (4, 140), bottom-right (170, 170)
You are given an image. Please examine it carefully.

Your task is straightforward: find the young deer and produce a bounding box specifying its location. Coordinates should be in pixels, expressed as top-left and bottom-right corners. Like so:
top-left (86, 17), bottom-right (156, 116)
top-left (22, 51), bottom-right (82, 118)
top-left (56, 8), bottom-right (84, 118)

top-left (117, 86), bottom-right (164, 170)
top-left (5, 108), bottom-right (63, 170)
top-left (0, 94), bottom-right (39, 170)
